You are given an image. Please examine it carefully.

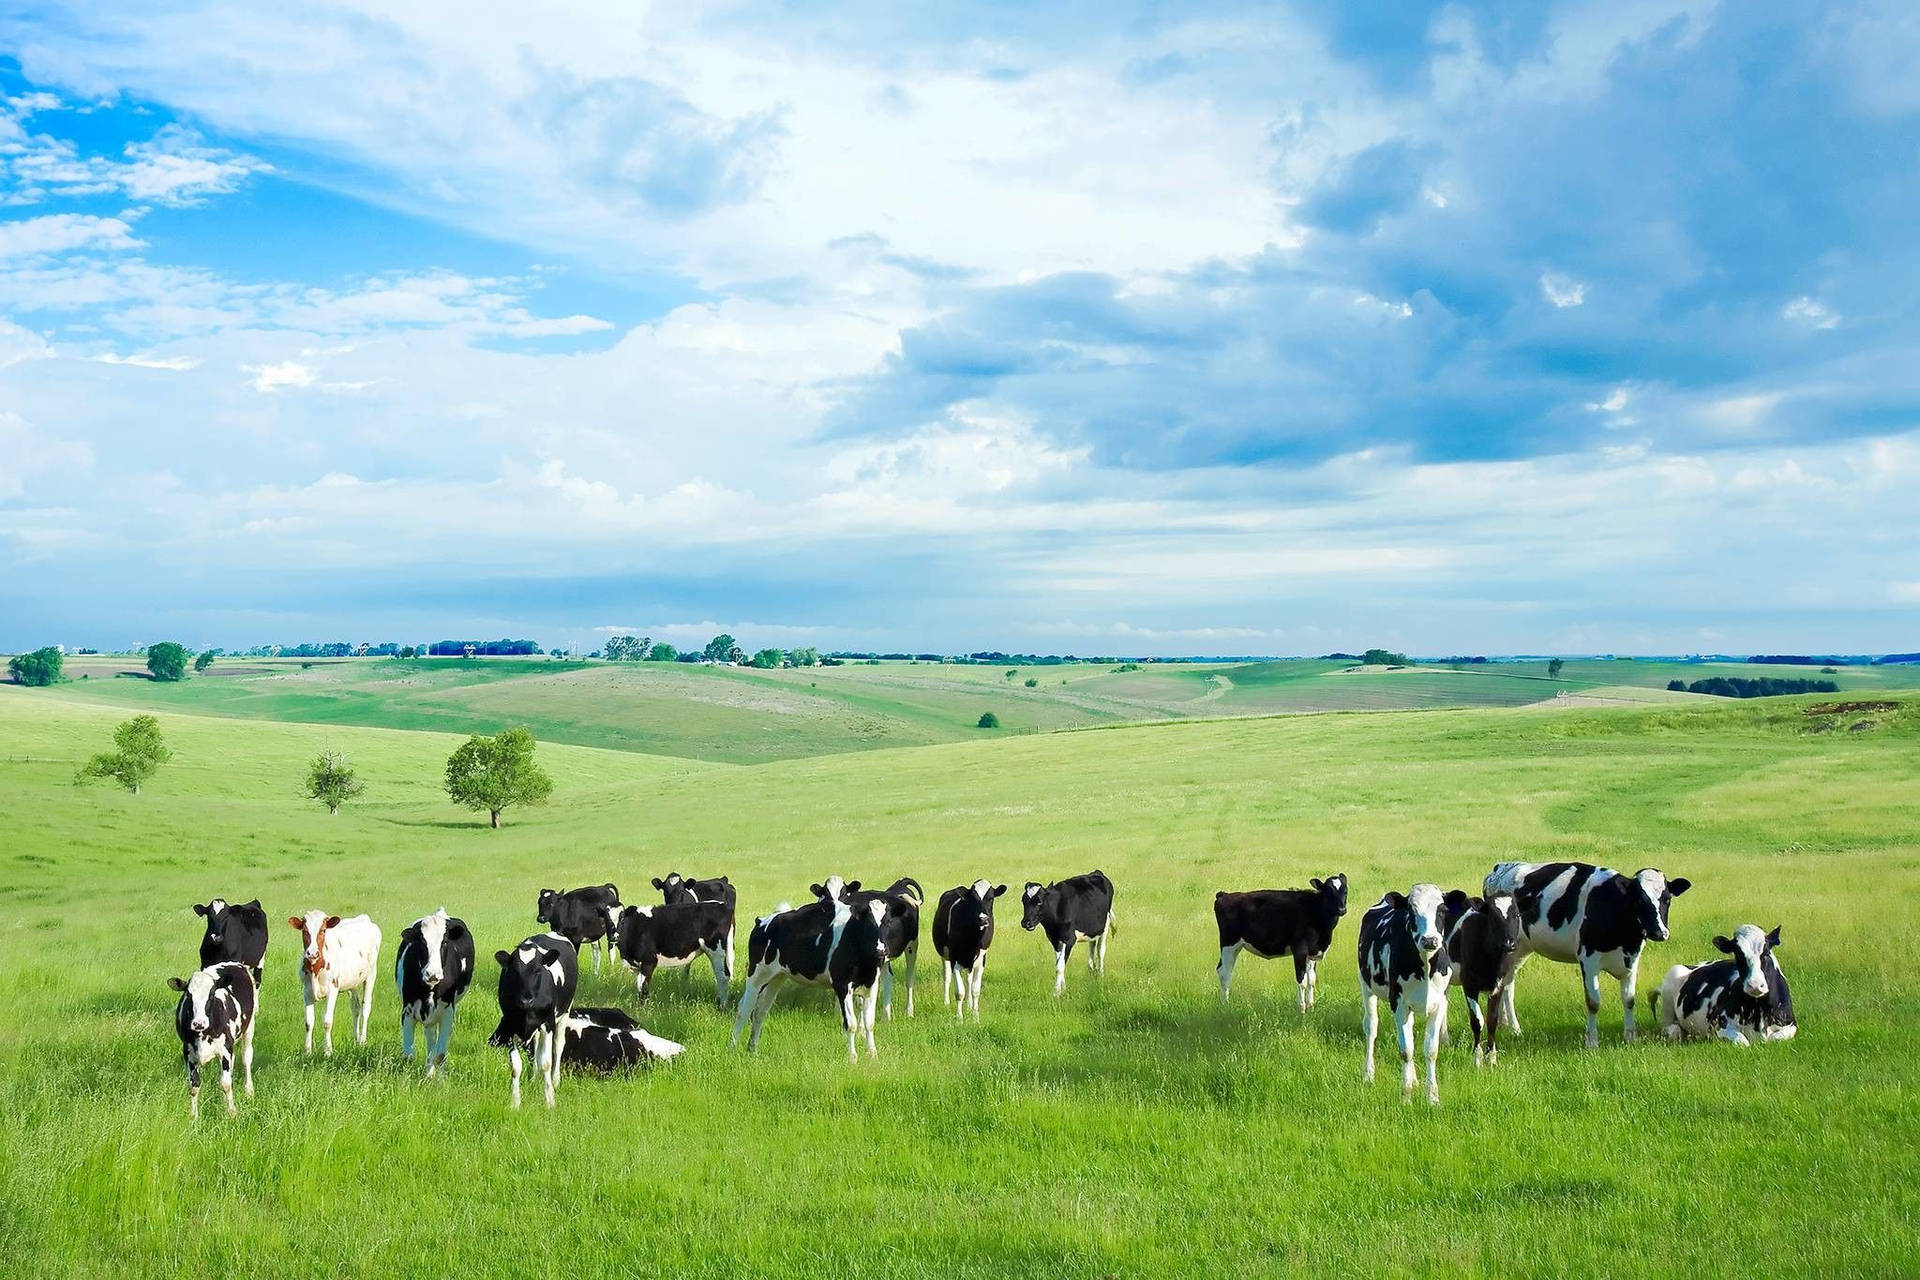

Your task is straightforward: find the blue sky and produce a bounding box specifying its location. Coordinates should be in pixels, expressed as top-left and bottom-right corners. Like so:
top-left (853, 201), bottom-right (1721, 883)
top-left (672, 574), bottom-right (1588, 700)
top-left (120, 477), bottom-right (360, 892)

top-left (1, 0), bottom-right (1916, 656)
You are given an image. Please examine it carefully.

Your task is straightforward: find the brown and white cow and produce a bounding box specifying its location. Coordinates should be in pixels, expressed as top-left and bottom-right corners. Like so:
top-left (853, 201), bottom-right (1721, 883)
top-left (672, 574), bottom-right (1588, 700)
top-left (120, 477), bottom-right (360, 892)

top-left (289, 909), bottom-right (382, 1056)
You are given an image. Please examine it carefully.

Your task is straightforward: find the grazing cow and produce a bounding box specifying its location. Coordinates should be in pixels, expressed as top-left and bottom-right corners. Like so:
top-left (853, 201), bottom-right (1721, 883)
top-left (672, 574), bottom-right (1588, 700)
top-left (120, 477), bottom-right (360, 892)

top-left (653, 872), bottom-right (735, 909)
top-left (1484, 860), bottom-right (1692, 1047)
top-left (730, 895), bottom-right (893, 1061)
top-left (194, 897), bottom-right (269, 987)
top-left (1019, 870), bottom-right (1116, 996)
top-left (932, 880), bottom-right (1006, 1020)
top-left (535, 884), bottom-right (621, 974)
top-left (1445, 894), bottom-right (1524, 1064)
top-left (1357, 884), bottom-right (1472, 1104)
top-left (1213, 874), bottom-right (1350, 1008)
top-left (394, 908), bottom-right (476, 1077)
top-left (815, 876), bottom-right (923, 1018)
top-left (170, 962), bottom-right (257, 1118)
top-left (560, 1007), bottom-right (687, 1072)
top-left (1655, 925), bottom-right (1797, 1045)
top-left (488, 932), bottom-right (579, 1108)
top-left (289, 910), bottom-right (382, 1056)
top-left (613, 899), bottom-right (734, 1007)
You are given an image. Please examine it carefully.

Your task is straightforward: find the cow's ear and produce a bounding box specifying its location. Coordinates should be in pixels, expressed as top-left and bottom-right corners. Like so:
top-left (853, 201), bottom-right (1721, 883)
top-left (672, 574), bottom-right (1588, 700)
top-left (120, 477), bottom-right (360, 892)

top-left (1309, 878), bottom-right (1323, 891)
top-left (717, 876), bottom-right (730, 886)
top-left (193, 902), bottom-right (210, 916)
top-left (168, 977), bottom-right (188, 991)
top-left (809, 883), bottom-right (825, 897)
top-left (846, 880), bottom-right (862, 893)
top-left (1766, 925), bottom-right (1783, 949)
top-left (651, 877), bottom-right (666, 889)
top-left (1385, 891), bottom-right (1408, 910)
top-left (992, 884), bottom-right (1008, 897)
top-left (1712, 935), bottom-right (1734, 954)
top-left (495, 950), bottom-right (512, 966)
top-left (324, 915), bottom-right (342, 929)
top-left (288, 916), bottom-right (304, 929)
top-left (1443, 889), bottom-right (1471, 916)
top-left (1668, 877), bottom-right (1691, 896)
top-left (243, 899), bottom-right (261, 909)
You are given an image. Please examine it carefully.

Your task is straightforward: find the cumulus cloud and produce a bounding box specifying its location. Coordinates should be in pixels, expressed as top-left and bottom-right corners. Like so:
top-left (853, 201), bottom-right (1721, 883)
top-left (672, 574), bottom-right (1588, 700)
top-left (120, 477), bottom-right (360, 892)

top-left (0, 213), bottom-right (141, 258)
top-left (1539, 272), bottom-right (1586, 308)
top-left (1782, 296), bottom-right (1840, 330)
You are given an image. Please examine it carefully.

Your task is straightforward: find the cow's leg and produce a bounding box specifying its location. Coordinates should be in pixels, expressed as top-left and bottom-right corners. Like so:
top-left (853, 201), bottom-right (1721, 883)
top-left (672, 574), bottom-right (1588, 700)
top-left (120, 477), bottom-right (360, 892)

top-left (1395, 998), bottom-right (1418, 1100)
top-left (863, 983), bottom-right (880, 1058)
top-left (539, 1026), bottom-right (558, 1108)
top-left (301, 984), bottom-right (315, 1055)
top-left (401, 1007), bottom-right (417, 1061)
top-left (1579, 953), bottom-right (1604, 1049)
top-left (1422, 1002), bottom-right (1443, 1105)
top-left (322, 986), bottom-right (339, 1057)
top-left (971, 954), bottom-right (986, 1019)
top-left (242, 1020), bottom-right (256, 1097)
top-left (881, 961), bottom-right (895, 1022)
top-left (1309, 955), bottom-right (1321, 1008)
top-left (219, 1047), bottom-right (236, 1116)
top-left (838, 988), bottom-right (860, 1063)
top-left (1484, 984), bottom-right (1502, 1063)
top-left (635, 963), bottom-right (652, 1003)
top-left (1054, 943), bottom-right (1068, 996)
top-left (358, 975), bottom-right (375, 1043)
top-left (943, 956), bottom-right (954, 1006)
top-left (1217, 944), bottom-right (1240, 1004)
top-left (1500, 958), bottom-right (1525, 1037)
top-left (508, 1044), bottom-right (523, 1108)
top-left (1718, 1016), bottom-right (1752, 1047)
top-left (1619, 949), bottom-right (1642, 1044)
top-left (1293, 950), bottom-right (1311, 1012)
top-left (709, 946), bottom-right (730, 1009)
top-left (730, 974), bottom-right (760, 1048)
top-left (1361, 991), bottom-right (1379, 1084)
top-left (904, 941), bottom-right (916, 1018)
top-left (185, 1047), bottom-right (201, 1118)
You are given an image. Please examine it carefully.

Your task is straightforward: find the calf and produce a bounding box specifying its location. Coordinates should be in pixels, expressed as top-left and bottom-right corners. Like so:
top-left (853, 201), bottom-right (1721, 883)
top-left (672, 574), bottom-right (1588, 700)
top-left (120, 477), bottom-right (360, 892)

top-left (535, 884), bottom-right (621, 974)
top-left (1655, 925), bottom-right (1796, 1045)
top-left (560, 1007), bottom-right (687, 1072)
top-left (815, 876), bottom-right (923, 1018)
top-left (169, 962), bottom-right (257, 1118)
top-left (1484, 860), bottom-right (1691, 1047)
top-left (394, 908), bottom-right (476, 1077)
top-left (194, 897), bottom-right (269, 987)
top-left (1213, 874), bottom-right (1349, 1008)
top-left (933, 880), bottom-right (1006, 1020)
top-left (488, 932), bottom-right (580, 1108)
top-left (290, 910), bottom-right (382, 1056)
top-left (1358, 884), bottom-right (1472, 1104)
top-left (1020, 870), bottom-right (1116, 996)
top-left (730, 895), bottom-right (893, 1061)
top-left (613, 899), bottom-right (734, 1007)
top-left (1445, 894), bottom-right (1523, 1064)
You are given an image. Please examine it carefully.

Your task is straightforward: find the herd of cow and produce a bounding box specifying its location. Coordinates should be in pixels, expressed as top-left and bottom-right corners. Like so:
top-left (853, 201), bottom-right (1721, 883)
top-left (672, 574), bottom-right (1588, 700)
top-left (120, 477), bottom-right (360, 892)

top-left (168, 859), bottom-right (1796, 1115)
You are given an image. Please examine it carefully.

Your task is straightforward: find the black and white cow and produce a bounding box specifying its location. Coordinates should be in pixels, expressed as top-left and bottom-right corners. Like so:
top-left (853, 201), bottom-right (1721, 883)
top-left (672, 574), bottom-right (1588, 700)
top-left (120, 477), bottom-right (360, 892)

top-left (393, 908), bottom-right (476, 1078)
top-left (1213, 874), bottom-right (1349, 1008)
top-left (932, 880), bottom-right (1006, 1020)
top-left (488, 932), bottom-right (579, 1108)
top-left (535, 884), bottom-right (621, 974)
top-left (653, 872), bottom-right (735, 909)
top-left (1445, 893), bottom-right (1523, 1064)
top-left (194, 897), bottom-right (269, 987)
top-left (1655, 925), bottom-right (1797, 1046)
top-left (169, 962), bottom-right (257, 1118)
top-left (1484, 860), bottom-right (1691, 1047)
top-left (1357, 884), bottom-right (1472, 1104)
top-left (1020, 870), bottom-right (1116, 996)
top-left (814, 876), bottom-right (922, 1018)
top-left (730, 894), bottom-right (893, 1061)
top-left (613, 899), bottom-right (734, 1007)
top-left (559, 1007), bottom-right (687, 1072)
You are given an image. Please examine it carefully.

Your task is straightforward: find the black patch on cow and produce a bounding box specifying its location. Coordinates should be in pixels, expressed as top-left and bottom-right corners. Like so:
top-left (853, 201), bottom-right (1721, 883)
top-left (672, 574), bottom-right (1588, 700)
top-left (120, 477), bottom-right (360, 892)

top-left (195, 898), bottom-right (270, 986)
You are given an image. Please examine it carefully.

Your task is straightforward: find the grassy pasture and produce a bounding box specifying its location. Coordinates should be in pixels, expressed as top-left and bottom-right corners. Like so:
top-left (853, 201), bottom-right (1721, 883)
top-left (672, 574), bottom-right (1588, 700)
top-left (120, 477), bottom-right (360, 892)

top-left (0, 687), bottom-right (1915, 1276)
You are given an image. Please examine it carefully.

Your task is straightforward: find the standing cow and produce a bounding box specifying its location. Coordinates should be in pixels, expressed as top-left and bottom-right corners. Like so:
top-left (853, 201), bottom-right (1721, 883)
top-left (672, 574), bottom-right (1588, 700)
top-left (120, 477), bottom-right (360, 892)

top-left (815, 876), bottom-right (922, 1018)
top-left (290, 910), bottom-right (382, 1056)
top-left (170, 962), bottom-right (257, 1118)
top-left (1445, 893), bottom-right (1524, 1064)
top-left (652, 873), bottom-right (736, 992)
top-left (1020, 871), bottom-right (1115, 996)
top-left (730, 895), bottom-right (893, 1060)
top-left (394, 908), bottom-right (476, 1077)
top-left (1655, 925), bottom-right (1796, 1045)
top-left (933, 880), bottom-right (1006, 1020)
top-left (536, 884), bottom-right (621, 974)
top-left (1358, 884), bottom-right (1472, 1104)
top-left (489, 932), bottom-right (579, 1108)
top-left (1213, 874), bottom-right (1349, 1008)
top-left (1484, 860), bottom-right (1690, 1046)
top-left (194, 897), bottom-right (269, 988)
top-left (612, 899), bottom-right (735, 1007)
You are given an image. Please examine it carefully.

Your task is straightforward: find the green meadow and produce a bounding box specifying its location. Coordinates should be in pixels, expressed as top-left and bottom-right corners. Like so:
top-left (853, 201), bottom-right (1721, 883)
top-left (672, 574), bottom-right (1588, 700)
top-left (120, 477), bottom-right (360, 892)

top-left (0, 681), bottom-right (1915, 1277)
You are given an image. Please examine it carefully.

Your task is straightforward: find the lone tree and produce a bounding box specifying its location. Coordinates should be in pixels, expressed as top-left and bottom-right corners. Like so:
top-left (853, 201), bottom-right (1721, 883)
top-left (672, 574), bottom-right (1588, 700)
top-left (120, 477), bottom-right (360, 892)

top-left (751, 647), bottom-right (784, 669)
top-left (194, 649), bottom-right (216, 673)
top-left (8, 646), bottom-right (63, 686)
top-left (147, 641), bottom-right (189, 682)
top-left (76, 714), bottom-right (172, 794)
top-left (444, 727), bottom-right (552, 828)
top-left (703, 634), bottom-right (738, 663)
top-left (977, 711), bottom-right (1000, 729)
top-left (1547, 658), bottom-right (1565, 679)
top-left (305, 750), bottom-right (366, 815)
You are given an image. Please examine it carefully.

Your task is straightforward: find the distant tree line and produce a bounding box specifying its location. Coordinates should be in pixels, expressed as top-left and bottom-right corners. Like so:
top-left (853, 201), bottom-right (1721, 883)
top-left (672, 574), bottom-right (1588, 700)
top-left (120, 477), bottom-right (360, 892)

top-left (1746, 655), bottom-right (1853, 666)
top-left (1671, 676), bottom-right (1840, 698)
top-left (1872, 653), bottom-right (1920, 665)
top-left (428, 639), bottom-right (541, 656)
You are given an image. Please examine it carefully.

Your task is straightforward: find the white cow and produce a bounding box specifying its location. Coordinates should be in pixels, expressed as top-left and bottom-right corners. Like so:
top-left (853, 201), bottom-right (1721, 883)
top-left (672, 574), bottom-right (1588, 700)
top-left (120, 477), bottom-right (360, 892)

top-left (290, 909), bottom-right (382, 1056)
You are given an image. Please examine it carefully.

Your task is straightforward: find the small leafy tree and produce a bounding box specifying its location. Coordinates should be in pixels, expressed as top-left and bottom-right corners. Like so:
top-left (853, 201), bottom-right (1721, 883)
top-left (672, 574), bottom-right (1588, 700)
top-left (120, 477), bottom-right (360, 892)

top-left (444, 727), bottom-right (553, 828)
top-left (147, 641), bottom-right (189, 682)
top-left (401, 646), bottom-right (416, 659)
top-left (789, 646), bottom-right (820, 667)
top-left (648, 642), bottom-right (678, 662)
top-left (76, 714), bottom-right (171, 794)
top-left (977, 712), bottom-right (1000, 729)
top-left (704, 634), bottom-right (738, 663)
top-left (8, 646), bottom-right (63, 686)
top-left (751, 648), bottom-right (784, 669)
top-left (194, 649), bottom-right (216, 673)
top-left (305, 750), bottom-right (366, 815)
top-left (1547, 658), bottom-right (1565, 680)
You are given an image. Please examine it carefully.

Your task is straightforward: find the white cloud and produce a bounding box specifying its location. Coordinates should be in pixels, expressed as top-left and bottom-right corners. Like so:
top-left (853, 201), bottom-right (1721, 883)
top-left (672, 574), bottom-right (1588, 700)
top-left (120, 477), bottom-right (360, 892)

top-left (94, 350), bottom-right (200, 370)
top-left (0, 318), bottom-right (54, 368)
top-left (0, 213), bottom-right (141, 258)
top-left (1891, 582), bottom-right (1920, 604)
top-left (244, 360), bottom-right (315, 391)
top-left (1782, 296), bottom-right (1840, 330)
top-left (1540, 272), bottom-right (1587, 308)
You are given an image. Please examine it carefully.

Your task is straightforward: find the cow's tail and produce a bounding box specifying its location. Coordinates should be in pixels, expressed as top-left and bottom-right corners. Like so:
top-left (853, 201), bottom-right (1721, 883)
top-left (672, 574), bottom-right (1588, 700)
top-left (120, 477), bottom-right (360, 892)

top-left (897, 878), bottom-right (924, 909)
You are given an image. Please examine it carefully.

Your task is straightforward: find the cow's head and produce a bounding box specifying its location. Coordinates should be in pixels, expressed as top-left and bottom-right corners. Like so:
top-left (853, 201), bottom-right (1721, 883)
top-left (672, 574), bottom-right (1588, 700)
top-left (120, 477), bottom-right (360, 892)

top-left (195, 897), bottom-right (231, 944)
top-left (1629, 869), bottom-right (1690, 942)
top-left (1310, 874), bottom-right (1349, 918)
top-left (1402, 884), bottom-right (1471, 957)
top-left (840, 898), bottom-right (892, 963)
top-left (1020, 882), bottom-right (1048, 930)
top-left (495, 943), bottom-right (560, 1014)
top-left (967, 879), bottom-right (1008, 931)
top-left (415, 908), bottom-right (459, 985)
top-left (288, 910), bottom-right (341, 973)
top-left (810, 876), bottom-right (858, 903)
top-left (1714, 924), bottom-right (1779, 998)
top-left (535, 889), bottom-right (558, 923)
top-left (654, 873), bottom-right (688, 904)
top-left (169, 970), bottom-right (225, 1038)
top-left (1485, 893), bottom-right (1523, 956)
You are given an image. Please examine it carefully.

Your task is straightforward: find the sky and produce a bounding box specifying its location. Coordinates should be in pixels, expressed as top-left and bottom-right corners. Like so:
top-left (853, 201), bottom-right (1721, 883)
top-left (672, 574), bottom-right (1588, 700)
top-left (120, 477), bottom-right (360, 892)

top-left (1, 0), bottom-right (1916, 657)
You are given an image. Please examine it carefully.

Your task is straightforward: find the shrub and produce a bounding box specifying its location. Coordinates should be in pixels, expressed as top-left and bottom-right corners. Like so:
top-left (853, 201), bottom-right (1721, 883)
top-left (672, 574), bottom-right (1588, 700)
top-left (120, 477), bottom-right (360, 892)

top-left (146, 642), bottom-right (189, 682)
top-left (305, 750), bottom-right (366, 815)
top-left (75, 715), bottom-right (171, 794)
top-left (1667, 680), bottom-right (1687, 692)
top-left (8, 646), bottom-right (63, 686)
top-left (1024, 677), bottom-right (1038, 687)
top-left (977, 712), bottom-right (1000, 729)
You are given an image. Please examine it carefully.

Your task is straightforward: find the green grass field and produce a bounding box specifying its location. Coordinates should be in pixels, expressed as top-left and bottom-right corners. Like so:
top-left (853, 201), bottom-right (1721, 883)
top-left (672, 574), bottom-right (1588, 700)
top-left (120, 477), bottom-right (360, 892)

top-left (0, 683), bottom-right (1915, 1276)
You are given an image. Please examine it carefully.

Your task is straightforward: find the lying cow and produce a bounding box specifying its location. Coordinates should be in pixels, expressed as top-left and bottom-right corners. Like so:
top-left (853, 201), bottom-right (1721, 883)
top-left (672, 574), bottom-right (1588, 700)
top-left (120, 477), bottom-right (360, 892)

top-left (290, 910), bottom-right (382, 1056)
top-left (1484, 860), bottom-right (1690, 1046)
top-left (560, 1007), bottom-right (687, 1072)
top-left (815, 876), bottom-right (922, 1018)
top-left (731, 895), bottom-right (892, 1061)
top-left (1446, 893), bottom-right (1523, 1064)
top-left (932, 880), bottom-right (1006, 1020)
top-left (536, 884), bottom-right (621, 974)
top-left (613, 899), bottom-right (734, 1007)
top-left (1020, 870), bottom-right (1116, 996)
top-left (394, 908), bottom-right (476, 1077)
top-left (1655, 925), bottom-right (1796, 1045)
top-left (489, 932), bottom-right (579, 1108)
top-left (194, 897), bottom-right (269, 988)
top-left (170, 962), bottom-right (257, 1118)
top-left (1358, 884), bottom-right (1472, 1104)
top-left (1213, 874), bottom-right (1349, 1008)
